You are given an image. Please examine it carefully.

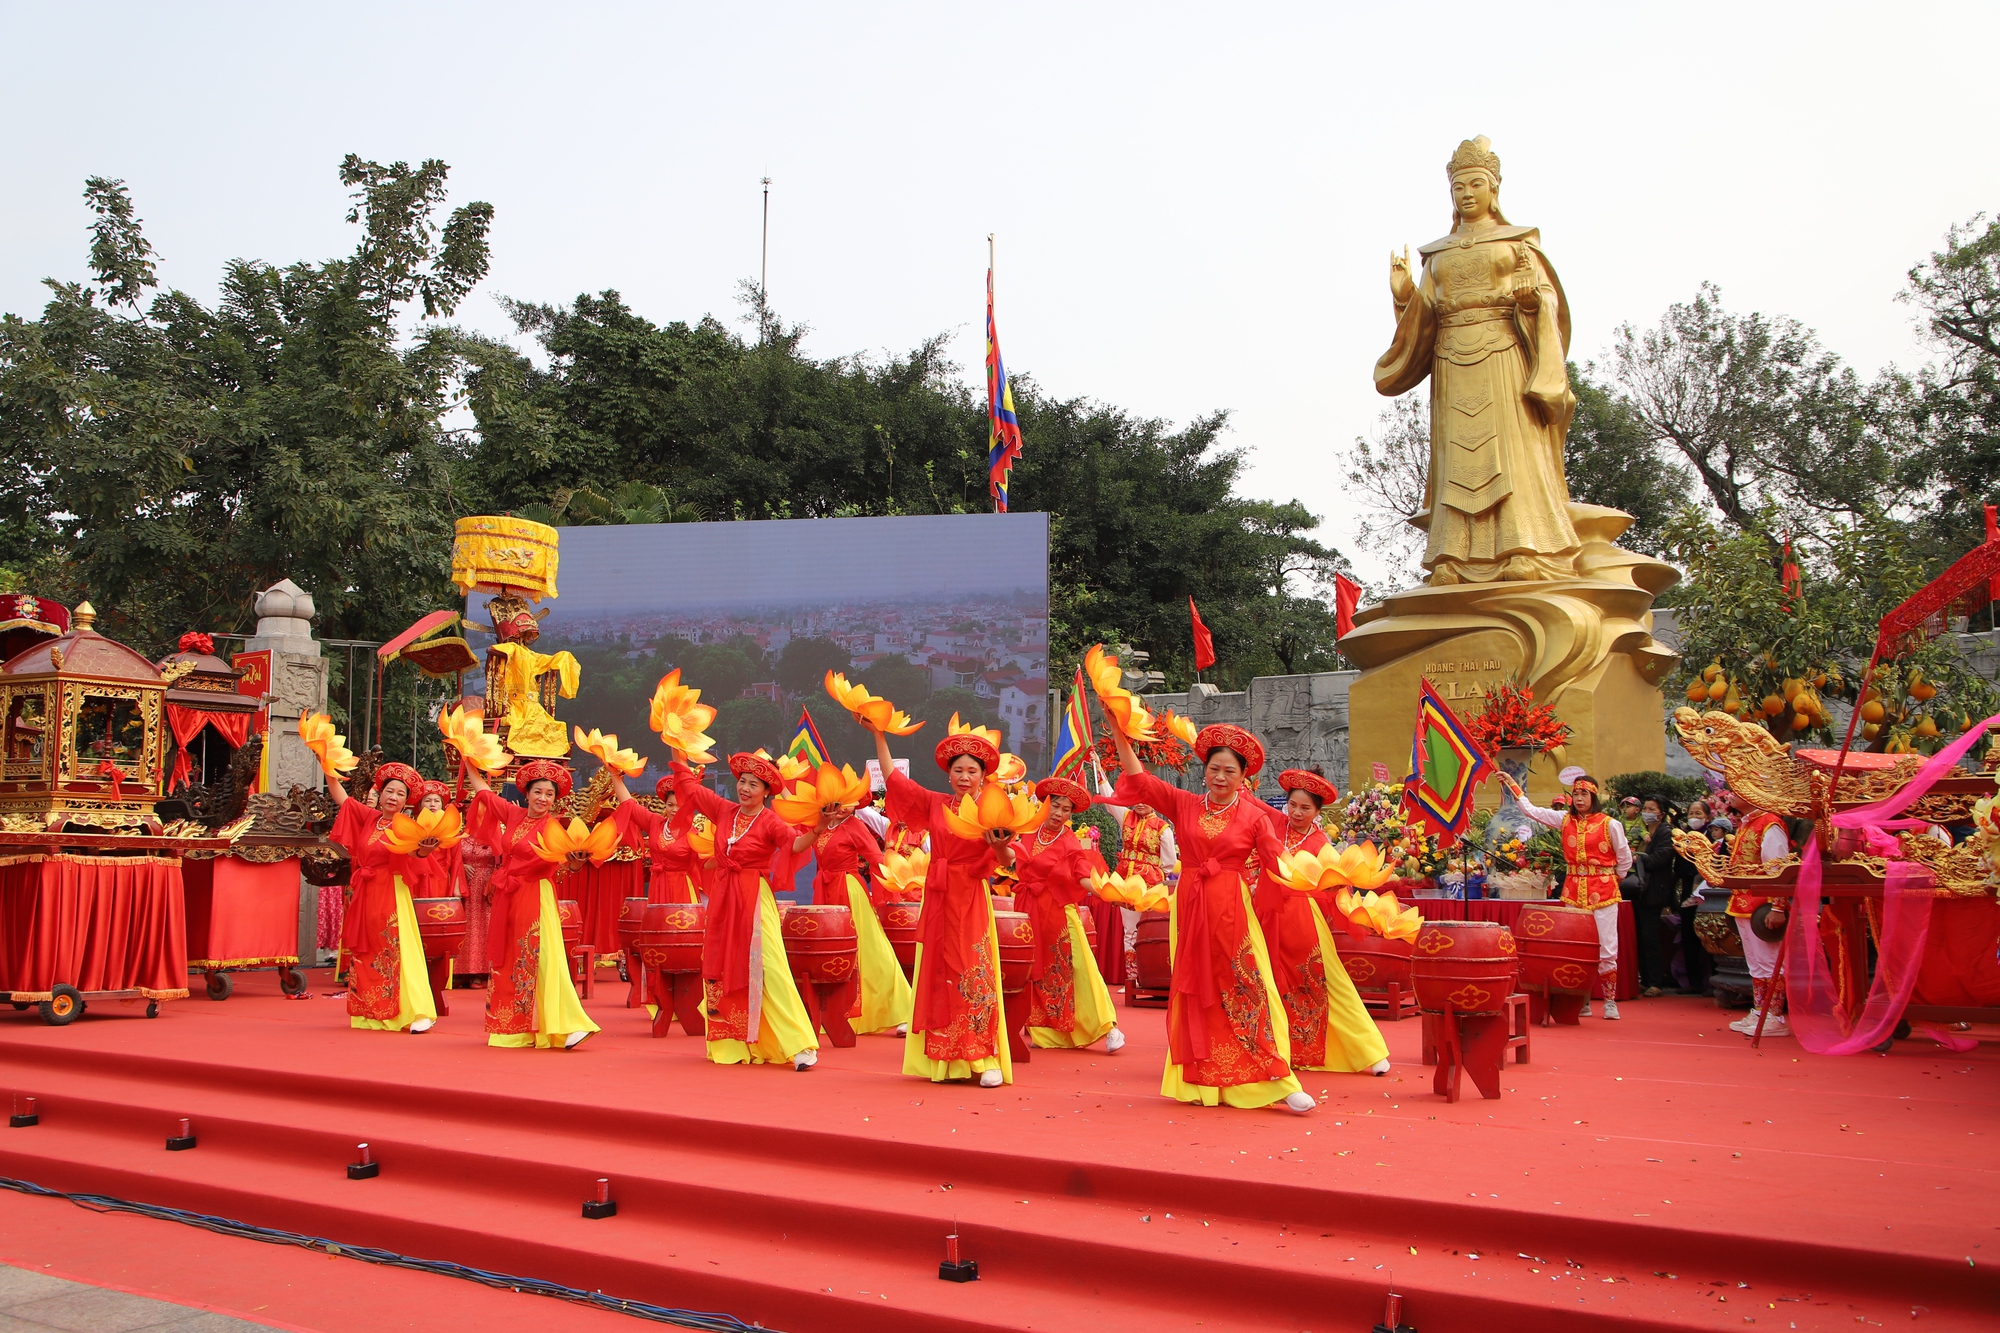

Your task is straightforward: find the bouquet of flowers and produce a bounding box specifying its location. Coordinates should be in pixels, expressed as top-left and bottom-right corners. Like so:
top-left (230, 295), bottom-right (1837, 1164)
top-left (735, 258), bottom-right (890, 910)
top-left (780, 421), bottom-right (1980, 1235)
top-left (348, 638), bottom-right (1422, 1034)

top-left (1466, 680), bottom-right (1570, 756)
top-left (1336, 782), bottom-right (1408, 849)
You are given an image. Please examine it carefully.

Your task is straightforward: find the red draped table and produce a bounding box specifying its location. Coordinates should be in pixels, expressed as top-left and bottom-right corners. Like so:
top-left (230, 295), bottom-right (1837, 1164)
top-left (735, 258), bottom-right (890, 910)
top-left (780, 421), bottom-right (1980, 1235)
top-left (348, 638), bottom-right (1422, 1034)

top-left (1415, 898), bottom-right (1637, 1001)
top-left (182, 852), bottom-right (306, 998)
top-left (0, 853), bottom-right (189, 1005)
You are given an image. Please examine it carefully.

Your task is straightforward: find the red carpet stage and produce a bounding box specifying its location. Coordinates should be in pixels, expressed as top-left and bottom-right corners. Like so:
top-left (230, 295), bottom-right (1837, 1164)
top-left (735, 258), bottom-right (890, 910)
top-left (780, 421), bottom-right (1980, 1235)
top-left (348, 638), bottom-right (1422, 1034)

top-left (1, 968), bottom-right (1994, 1332)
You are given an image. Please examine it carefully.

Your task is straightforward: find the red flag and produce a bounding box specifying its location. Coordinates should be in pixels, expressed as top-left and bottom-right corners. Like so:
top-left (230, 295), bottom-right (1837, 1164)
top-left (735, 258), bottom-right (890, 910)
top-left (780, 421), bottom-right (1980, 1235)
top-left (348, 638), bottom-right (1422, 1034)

top-left (1780, 536), bottom-right (1802, 611)
top-left (1334, 573), bottom-right (1362, 639)
top-left (1188, 596), bottom-right (1215, 672)
top-left (1986, 504), bottom-right (1999, 602)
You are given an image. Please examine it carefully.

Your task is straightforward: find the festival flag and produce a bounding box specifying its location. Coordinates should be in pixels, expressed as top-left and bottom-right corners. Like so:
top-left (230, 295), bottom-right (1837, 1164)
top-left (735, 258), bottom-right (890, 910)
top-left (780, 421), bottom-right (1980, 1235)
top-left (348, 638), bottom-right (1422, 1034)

top-left (1188, 596), bottom-right (1216, 673)
top-left (1781, 535), bottom-right (1802, 611)
top-left (786, 705), bottom-right (829, 769)
top-left (1401, 678), bottom-right (1493, 847)
top-left (1334, 573), bottom-right (1362, 639)
top-left (1986, 504), bottom-right (1999, 603)
top-left (985, 264), bottom-right (1024, 512)
top-left (1050, 666), bottom-right (1095, 778)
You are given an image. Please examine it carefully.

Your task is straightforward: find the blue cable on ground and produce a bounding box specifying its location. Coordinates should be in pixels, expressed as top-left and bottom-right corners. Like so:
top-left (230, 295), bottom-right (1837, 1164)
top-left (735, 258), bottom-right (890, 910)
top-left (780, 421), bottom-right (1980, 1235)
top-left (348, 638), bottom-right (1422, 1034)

top-left (0, 1175), bottom-right (772, 1331)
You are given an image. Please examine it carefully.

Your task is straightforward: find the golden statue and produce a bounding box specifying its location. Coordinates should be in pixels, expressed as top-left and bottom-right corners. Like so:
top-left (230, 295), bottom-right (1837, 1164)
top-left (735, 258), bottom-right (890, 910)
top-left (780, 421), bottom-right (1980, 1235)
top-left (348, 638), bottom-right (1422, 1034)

top-left (1344, 137), bottom-right (1680, 803)
top-left (486, 639), bottom-right (579, 758)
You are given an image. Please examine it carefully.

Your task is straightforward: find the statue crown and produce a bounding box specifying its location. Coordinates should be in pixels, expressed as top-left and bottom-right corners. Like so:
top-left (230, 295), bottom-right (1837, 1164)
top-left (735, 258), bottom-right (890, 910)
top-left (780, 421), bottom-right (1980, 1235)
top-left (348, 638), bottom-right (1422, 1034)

top-left (1446, 136), bottom-right (1501, 182)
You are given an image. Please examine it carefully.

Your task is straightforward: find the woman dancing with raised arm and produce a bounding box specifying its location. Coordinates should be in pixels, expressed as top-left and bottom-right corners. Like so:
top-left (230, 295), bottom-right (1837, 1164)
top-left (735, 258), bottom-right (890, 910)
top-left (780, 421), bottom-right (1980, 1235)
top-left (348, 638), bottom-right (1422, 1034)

top-left (1264, 770), bottom-right (1390, 1076)
top-left (1108, 723), bottom-right (1314, 1113)
top-left (325, 762), bottom-right (438, 1033)
top-left (665, 751), bottom-right (820, 1069)
top-left (462, 760), bottom-right (600, 1049)
top-left (1014, 776), bottom-right (1124, 1054)
top-left (607, 776), bottom-right (705, 904)
top-left (872, 718), bottom-right (1015, 1088)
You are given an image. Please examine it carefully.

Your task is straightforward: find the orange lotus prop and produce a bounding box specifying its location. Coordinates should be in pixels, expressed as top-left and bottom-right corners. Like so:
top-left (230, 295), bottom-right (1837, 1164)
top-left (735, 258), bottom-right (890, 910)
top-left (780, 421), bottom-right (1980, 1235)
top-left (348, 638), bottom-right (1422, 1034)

top-left (941, 784), bottom-right (1046, 840)
top-left (1274, 841), bottom-right (1398, 895)
top-left (438, 704), bottom-right (510, 774)
top-left (683, 814), bottom-right (716, 861)
top-left (649, 670), bottom-right (719, 763)
top-left (299, 711), bottom-right (358, 778)
top-left (1330, 887), bottom-right (1422, 942)
top-left (1088, 868), bottom-right (1170, 913)
top-left (824, 671), bottom-right (924, 735)
top-left (573, 725), bottom-right (645, 777)
top-left (530, 816), bottom-right (621, 867)
top-left (877, 847), bottom-right (930, 898)
top-left (1161, 708), bottom-right (1198, 748)
top-left (1083, 644), bottom-right (1156, 742)
top-left (772, 762), bottom-right (872, 825)
top-left (382, 806), bottom-right (464, 855)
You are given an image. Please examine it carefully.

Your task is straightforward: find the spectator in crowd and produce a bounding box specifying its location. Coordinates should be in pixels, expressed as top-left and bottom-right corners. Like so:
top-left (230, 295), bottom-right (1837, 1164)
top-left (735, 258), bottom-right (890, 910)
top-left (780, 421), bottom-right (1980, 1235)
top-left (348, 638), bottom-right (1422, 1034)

top-left (1626, 796), bottom-right (1679, 996)
top-left (1618, 794), bottom-right (1647, 846)
top-left (1673, 799), bottom-right (1716, 995)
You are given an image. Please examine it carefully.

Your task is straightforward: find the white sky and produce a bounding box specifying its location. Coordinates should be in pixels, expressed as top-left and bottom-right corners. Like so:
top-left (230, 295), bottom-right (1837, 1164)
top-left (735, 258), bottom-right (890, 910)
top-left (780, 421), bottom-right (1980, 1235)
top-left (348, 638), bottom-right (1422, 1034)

top-left (4, 3), bottom-right (1996, 585)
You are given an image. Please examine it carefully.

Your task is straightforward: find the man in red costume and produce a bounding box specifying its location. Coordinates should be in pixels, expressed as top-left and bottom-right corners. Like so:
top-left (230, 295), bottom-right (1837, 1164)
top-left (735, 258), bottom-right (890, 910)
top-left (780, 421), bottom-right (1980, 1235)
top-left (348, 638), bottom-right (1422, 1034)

top-left (1094, 762), bottom-right (1177, 985)
top-left (1500, 771), bottom-right (1632, 1018)
top-left (1725, 804), bottom-right (1792, 1037)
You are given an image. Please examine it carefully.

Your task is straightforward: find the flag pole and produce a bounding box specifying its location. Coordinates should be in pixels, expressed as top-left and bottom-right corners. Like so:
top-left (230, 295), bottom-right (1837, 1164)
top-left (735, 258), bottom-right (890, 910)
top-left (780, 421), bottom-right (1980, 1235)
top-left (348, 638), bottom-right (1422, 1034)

top-left (760, 176), bottom-right (772, 340)
top-left (989, 233), bottom-right (997, 515)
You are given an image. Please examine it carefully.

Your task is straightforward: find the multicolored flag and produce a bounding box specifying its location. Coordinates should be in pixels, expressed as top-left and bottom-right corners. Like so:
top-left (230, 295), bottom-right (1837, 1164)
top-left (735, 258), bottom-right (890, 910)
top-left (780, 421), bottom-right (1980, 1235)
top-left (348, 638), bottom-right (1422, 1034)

top-left (786, 705), bottom-right (828, 769)
top-left (1188, 596), bottom-right (1215, 673)
top-left (1050, 666), bottom-right (1095, 778)
top-left (1401, 678), bottom-right (1493, 847)
top-left (986, 265), bottom-right (1024, 512)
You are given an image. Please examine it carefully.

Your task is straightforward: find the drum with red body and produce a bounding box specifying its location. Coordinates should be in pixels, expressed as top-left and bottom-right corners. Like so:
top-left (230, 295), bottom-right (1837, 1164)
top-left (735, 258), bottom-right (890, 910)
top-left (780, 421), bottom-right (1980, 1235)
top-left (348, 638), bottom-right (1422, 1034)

top-left (989, 894), bottom-right (1015, 913)
top-left (1410, 920), bottom-right (1519, 1016)
top-left (617, 895), bottom-right (648, 955)
top-left (557, 899), bottom-right (582, 951)
top-left (1511, 903), bottom-right (1597, 995)
top-left (994, 909), bottom-right (1035, 993)
top-left (1134, 910), bottom-right (1172, 992)
top-left (880, 899), bottom-right (922, 978)
top-left (412, 897), bottom-right (468, 962)
top-left (780, 903), bottom-right (859, 986)
top-left (634, 902), bottom-right (706, 974)
top-left (1339, 934), bottom-right (1415, 992)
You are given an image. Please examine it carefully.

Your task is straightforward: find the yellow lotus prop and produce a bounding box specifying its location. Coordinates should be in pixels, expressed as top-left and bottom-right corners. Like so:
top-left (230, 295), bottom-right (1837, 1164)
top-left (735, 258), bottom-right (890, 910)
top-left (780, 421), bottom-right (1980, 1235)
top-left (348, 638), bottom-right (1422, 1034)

top-left (530, 816), bottom-right (621, 866)
top-left (824, 671), bottom-right (924, 735)
top-left (995, 752), bottom-right (1027, 786)
top-left (1330, 888), bottom-right (1422, 942)
top-left (649, 669), bottom-right (719, 763)
top-left (1275, 842), bottom-right (1399, 894)
top-left (772, 751), bottom-right (813, 783)
top-left (1161, 708), bottom-right (1198, 748)
top-left (382, 806), bottom-right (464, 855)
top-left (877, 847), bottom-right (931, 897)
top-left (684, 814), bottom-right (716, 861)
top-left (299, 711), bottom-right (358, 778)
top-left (772, 763), bottom-right (872, 825)
top-left (438, 704), bottom-right (510, 774)
top-left (573, 725), bottom-right (645, 777)
top-left (940, 784), bottom-right (1046, 840)
top-left (1084, 644), bottom-right (1156, 742)
top-left (1088, 868), bottom-right (1170, 913)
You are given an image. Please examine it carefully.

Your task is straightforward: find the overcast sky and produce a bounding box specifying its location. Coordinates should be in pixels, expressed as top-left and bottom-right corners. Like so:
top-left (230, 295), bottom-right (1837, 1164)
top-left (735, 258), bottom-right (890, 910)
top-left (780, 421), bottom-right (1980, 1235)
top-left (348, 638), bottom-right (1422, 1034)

top-left (5, 3), bottom-right (1995, 585)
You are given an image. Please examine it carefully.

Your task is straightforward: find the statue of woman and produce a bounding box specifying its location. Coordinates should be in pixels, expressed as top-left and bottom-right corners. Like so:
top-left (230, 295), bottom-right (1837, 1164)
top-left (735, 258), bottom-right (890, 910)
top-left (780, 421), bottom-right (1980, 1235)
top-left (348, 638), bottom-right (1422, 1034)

top-left (1374, 136), bottom-right (1581, 585)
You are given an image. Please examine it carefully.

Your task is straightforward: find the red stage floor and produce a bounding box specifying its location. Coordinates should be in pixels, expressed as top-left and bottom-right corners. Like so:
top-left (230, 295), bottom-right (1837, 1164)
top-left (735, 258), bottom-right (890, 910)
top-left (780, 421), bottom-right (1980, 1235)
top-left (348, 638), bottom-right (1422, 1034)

top-left (0, 967), bottom-right (1994, 1331)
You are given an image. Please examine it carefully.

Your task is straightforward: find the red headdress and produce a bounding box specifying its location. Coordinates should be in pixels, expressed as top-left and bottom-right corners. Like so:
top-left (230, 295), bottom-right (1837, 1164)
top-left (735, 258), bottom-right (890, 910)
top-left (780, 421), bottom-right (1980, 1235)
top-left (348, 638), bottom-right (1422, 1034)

top-left (1193, 724), bottom-right (1265, 776)
top-left (1277, 768), bottom-right (1338, 805)
top-left (728, 751), bottom-right (784, 792)
top-left (1034, 776), bottom-right (1091, 811)
top-left (655, 775), bottom-right (676, 801)
top-left (419, 778), bottom-right (454, 805)
top-left (933, 713), bottom-right (1001, 773)
top-left (372, 762), bottom-right (423, 796)
top-left (513, 759), bottom-right (573, 800)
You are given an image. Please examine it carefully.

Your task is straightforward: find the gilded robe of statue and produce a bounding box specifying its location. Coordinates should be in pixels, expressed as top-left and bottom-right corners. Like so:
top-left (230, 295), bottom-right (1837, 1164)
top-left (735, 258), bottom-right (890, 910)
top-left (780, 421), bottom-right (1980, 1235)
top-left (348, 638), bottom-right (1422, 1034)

top-left (1374, 224), bottom-right (1580, 584)
top-left (486, 642), bottom-right (580, 758)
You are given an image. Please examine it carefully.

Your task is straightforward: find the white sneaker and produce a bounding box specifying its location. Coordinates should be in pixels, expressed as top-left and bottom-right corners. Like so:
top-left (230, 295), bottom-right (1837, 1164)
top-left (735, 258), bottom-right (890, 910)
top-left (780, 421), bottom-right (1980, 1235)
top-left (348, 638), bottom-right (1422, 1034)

top-left (895, 1022), bottom-right (909, 1037)
top-left (1729, 1010), bottom-right (1760, 1034)
top-left (1755, 1013), bottom-right (1790, 1037)
top-left (1105, 1028), bottom-right (1126, 1054)
top-left (978, 1069), bottom-right (1004, 1088)
top-left (794, 1050), bottom-right (818, 1071)
top-left (1283, 1091), bottom-right (1317, 1114)
top-left (1368, 1059), bottom-right (1390, 1076)
top-left (1602, 1000), bottom-right (1620, 1021)
top-left (1580, 1002), bottom-right (1592, 1017)
top-left (564, 1030), bottom-right (590, 1049)
top-left (410, 1018), bottom-right (434, 1034)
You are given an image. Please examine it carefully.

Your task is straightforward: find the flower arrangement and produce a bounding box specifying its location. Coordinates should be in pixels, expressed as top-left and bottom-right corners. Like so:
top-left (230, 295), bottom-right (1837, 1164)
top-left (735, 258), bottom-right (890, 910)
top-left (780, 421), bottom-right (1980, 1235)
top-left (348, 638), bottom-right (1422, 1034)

top-left (1466, 680), bottom-right (1570, 756)
top-left (1336, 782), bottom-right (1408, 848)
top-left (1092, 730), bottom-right (1191, 775)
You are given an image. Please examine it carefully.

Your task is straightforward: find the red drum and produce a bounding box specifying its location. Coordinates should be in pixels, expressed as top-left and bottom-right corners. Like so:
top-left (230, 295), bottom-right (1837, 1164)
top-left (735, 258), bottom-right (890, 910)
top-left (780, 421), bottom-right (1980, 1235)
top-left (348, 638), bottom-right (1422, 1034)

top-left (1410, 920), bottom-right (1519, 1016)
top-left (989, 894), bottom-right (1016, 913)
top-left (1134, 910), bottom-right (1172, 992)
top-left (412, 896), bottom-right (467, 961)
top-left (1339, 934), bottom-right (1415, 992)
top-left (635, 902), bottom-right (706, 974)
top-left (617, 895), bottom-right (649, 955)
top-left (1079, 906), bottom-right (1098, 951)
top-left (880, 899), bottom-right (922, 979)
top-left (994, 909), bottom-right (1035, 994)
top-left (1512, 903), bottom-right (1598, 995)
top-left (557, 899), bottom-right (582, 951)
top-left (780, 903), bottom-right (859, 985)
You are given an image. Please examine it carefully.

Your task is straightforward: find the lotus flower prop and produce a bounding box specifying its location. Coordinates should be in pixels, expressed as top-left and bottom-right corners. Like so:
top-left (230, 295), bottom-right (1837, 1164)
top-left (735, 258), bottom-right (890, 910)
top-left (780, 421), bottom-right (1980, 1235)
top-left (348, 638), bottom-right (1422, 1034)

top-left (772, 751), bottom-right (813, 783)
top-left (1088, 868), bottom-right (1170, 913)
top-left (1161, 708), bottom-right (1198, 749)
top-left (438, 704), bottom-right (510, 774)
top-left (824, 671), bottom-right (924, 735)
top-left (1330, 887), bottom-right (1422, 942)
top-left (1083, 644), bottom-right (1156, 742)
top-left (995, 752), bottom-right (1027, 787)
top-left (299, 711), bottom-right (358, 778)
top-left (940, 784), bottom-right (1046, 840)
top-left (772, 762), bottom-right (872, 825)
top-left (531, 816), bottom-right (621, 866)
top-left (877, 847), bottom-right (931, 898)
top-left (382, 806), bottom-right (464, 855)
top-left (649, 670), bottom-right (719, 762)
top-left (573, 725), bottom-right (645, 777)
top-left (1275, 842), bottom-right (1398, 895)
top-left (684, 814), bottom-right (716, 861)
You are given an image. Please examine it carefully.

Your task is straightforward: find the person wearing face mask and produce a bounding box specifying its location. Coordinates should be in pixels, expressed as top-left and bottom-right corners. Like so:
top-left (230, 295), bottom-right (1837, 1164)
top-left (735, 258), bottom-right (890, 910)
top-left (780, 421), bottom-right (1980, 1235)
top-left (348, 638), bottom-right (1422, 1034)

top-left (1497, 771), bottom-right (1632, 1018)
top-left (463, 760), bottom-right (601, 1050)
top-left (1109, 722), bottom-right (1313, 1114)
top-left (326, 761), bottom-right (439, 1034)
top-left (1629, 797), bottom-right (1680, 997)
top-left (1673, 801), bottom-right (1715, 996)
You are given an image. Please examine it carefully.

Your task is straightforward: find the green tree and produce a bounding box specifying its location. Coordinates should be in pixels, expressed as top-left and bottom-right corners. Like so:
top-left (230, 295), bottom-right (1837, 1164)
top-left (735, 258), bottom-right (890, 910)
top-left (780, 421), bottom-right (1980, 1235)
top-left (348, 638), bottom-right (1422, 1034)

top-left (1897, 213), bottom-right (2000, 557)
top-left (1564, 363), bottom-right (1690, 558)
top-left (775, 636), bottom-right (854, 697)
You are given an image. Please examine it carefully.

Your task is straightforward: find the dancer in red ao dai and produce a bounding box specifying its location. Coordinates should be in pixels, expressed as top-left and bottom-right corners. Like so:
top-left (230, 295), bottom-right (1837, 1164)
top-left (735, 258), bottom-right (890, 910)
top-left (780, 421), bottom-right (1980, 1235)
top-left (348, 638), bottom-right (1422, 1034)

top-left (414, 779), bottom-right (466, 900)
top-left (667, 753), bottom-right (821, 1069)
top-left (325, 762), bottom-right (439, 1033)
top-left (1109, 723), bottom-right (1313, 1113)
top-left (608, 777), bottom-right (706, 904)
top-left (1498, 770), bottom-right (1631, 1018)
top-left (1014, 776), bottom-right (1123, 1053)
top-left (1266, 770), bottom-right (1390, 1075)
top-left (1093, 770), bottom-right (1177, 986)
top-left (462, 760), bottom-right (601, 1049)
top-left (872, 718), bottom-right (1014, 1088)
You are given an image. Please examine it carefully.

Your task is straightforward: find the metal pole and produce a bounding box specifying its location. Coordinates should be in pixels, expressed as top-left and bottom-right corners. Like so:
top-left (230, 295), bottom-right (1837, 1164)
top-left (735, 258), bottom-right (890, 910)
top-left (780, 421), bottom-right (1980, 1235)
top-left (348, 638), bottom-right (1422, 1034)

top-left (760, 176), bottom-right (772, 336)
